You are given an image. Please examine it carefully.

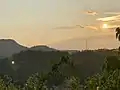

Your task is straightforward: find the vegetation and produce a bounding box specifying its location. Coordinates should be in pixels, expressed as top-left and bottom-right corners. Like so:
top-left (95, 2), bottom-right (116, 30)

top-left (0, 28), bottom-right (119, 89)
top-left (0, 53), bottom-right (119, 90)
top-left (115, 27), bottom-right (120, 41)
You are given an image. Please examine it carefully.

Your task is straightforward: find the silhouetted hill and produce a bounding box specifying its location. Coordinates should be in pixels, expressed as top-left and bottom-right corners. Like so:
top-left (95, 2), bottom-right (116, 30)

top-left (0, 39), bottom-right (27, 57)
top-left (0, 39), bottom-right (58, 57)
top-left (7, 49), bottom-right (116, 82)
top-left (12, 50), bottom-right (68, 82)
top-left (30, 45), bottom-right (57, 51)
top-left (0, 39), bottom-right (118, 83)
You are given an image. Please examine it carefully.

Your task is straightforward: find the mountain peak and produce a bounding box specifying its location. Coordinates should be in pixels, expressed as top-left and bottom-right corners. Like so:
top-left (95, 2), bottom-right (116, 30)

top-left (0, 39), bottom-right (58, 57)
top-left (0, 39), bottom-right (27, 57)
top-left (0, 39), bottom-right (16, 42)
top-left (30, 45), bottom-right (57, 51)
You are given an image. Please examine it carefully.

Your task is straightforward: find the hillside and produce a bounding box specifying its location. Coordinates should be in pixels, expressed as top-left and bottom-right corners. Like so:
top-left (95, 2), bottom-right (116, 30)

top-left (0, 37), bottom-right (118, 57)
top-left (3, 49), bottom-right (115, 82)
top-left (30, 45), bottom-right (57, 51)
top-left (0, 39), bottom-right (27, 57)
top-left (0, 39), bottom-right (58, 57)
top-left (0, 39), bottom-right (118, 83)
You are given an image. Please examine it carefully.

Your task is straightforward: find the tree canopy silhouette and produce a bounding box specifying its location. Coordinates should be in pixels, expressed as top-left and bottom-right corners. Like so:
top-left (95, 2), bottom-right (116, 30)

top-left (115, 27), bottom-right (120, 41)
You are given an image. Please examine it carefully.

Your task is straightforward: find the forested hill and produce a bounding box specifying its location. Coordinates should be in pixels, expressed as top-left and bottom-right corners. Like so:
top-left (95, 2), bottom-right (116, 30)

top-left (0, 39), bottom-right (58, 57)
top-left (0, 49), bottom-right (117, 82)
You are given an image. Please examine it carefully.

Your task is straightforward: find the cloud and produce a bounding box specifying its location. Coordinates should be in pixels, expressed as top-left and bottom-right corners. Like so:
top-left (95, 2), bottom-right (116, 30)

top-left (54, 25), bottom-right (85, 30)
top-left (84, 10), bottom-right (98, 16)
top-left (107, 25), bottom-right (120, 29)
top-left (84, 11), bottom-right (120, 16)
top-left (76, 25), bottom-right (98, 30)
top-left (86, 26), bottom-right (98, 30)
top-left (54, 26), bottom-right (76, 29)
top-left (76, 25), bottom-right (84, 28)
top-left (54, 25), bottom-right (98, 31)
top-left (97, 13), bottom-right (120, 29)
top-left (104, 12), bottom-right (120, 15)
top-left (97, 15), bottom-right (120, 22)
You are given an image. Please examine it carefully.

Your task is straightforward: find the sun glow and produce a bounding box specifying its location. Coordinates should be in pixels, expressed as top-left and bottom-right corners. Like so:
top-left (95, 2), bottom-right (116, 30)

top-left (102, 24), bottom-right (108, 28)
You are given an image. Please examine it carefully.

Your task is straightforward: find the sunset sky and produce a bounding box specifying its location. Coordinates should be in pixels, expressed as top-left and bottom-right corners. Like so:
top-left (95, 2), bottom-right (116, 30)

top-left (0, 0), bottom-right (119, 47)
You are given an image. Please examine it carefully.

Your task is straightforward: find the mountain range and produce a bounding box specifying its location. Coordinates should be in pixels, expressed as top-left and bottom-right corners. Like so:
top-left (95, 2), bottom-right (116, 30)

top-left (0, 37), bottom-right (118, 83)
top-left (0, 35), bottom-right (119, 57)
top-left (0, 39), bottom-right (56, 57)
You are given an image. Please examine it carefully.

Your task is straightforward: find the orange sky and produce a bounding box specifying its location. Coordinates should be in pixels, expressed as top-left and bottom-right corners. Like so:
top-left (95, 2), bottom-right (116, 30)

top-left (0, 0), bottom-right (119, 47)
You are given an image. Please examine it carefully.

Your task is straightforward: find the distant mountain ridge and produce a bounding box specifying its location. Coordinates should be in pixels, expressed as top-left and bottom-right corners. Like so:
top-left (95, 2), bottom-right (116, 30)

top-left (0, 39), bottom-right (57, 57)
top-left (6, 49), bottom-right (116, 82)
top-left (50, 34), bottom-right (119, 50)
top-left (0, 35), bottom-right (119, 57)
top-left (30, 45), bottom-right (57, 51)
top-left (0, 39), bottom-right (118, 82)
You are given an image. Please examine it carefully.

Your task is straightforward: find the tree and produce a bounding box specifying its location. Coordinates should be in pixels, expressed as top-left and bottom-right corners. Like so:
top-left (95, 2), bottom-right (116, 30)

top-left (115, 27), bottom-right (120, 52)
top-left (100, 69), bottom-right (120, 90)
top-left (25, 55), bottom-right (74, 89)
top-left (85, 55), bottom-right (120, 90)
top-left (26, 73), bottom-right (48, 90)
top-left (85, 74), bottom-right (101, 90)
top-left (102, 56), bottom-right (120, 72)
top-left (0, 76), bottom-right (18, 90)
top-left (47, 55), bottom-right (73, 87)
top-left (0, 77), bottom-right (6, 90)
top-left (115, 27), bottom-right (120, 41)
top-left (64, 76), bottom-right (81, 90)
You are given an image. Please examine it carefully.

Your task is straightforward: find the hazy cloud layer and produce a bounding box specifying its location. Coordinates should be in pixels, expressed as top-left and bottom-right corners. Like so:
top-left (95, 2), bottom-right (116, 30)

top-left (97, 15), bottom-right (120, 21)
top-left (84, 10), bottom-right (98, 16)
top-left (55, 12), bottom-right (120, 31)
top-left (107, 25), bottom-right (120, 29)
top-left (76, 25), bottom-right (98, 30)
top-left (54, 26), bottom-right (76, 29)
top-left (76, 25), bottom-right (84, 28)
top-left (96, 11), bottom-right (120, 29)
top-left (55, 25), bottom-right (98, 31)
top-left (86, 26), bottom-right (98, 30)
top-left (104, 12), bottom-right (120, 15)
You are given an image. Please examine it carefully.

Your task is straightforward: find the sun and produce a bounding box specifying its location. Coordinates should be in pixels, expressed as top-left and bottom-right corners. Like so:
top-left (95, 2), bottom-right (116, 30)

top-left (102, 24), bottom-right (108, 28)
